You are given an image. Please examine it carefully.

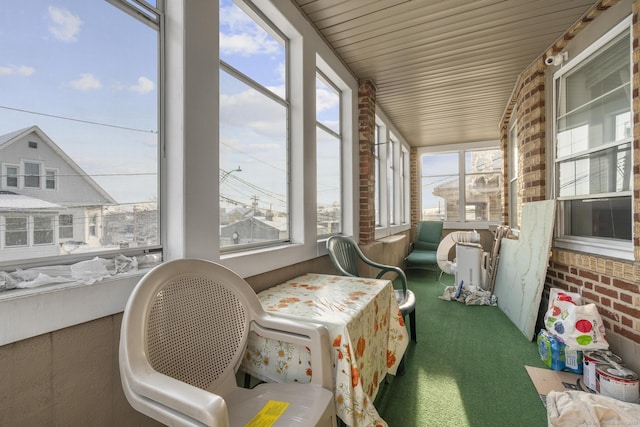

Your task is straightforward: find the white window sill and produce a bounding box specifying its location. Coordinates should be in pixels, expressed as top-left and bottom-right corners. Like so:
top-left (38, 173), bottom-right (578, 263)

top-left (554, 237), bottom-right (634, 261)
top-left (0, 269), bottom-right (150, 346)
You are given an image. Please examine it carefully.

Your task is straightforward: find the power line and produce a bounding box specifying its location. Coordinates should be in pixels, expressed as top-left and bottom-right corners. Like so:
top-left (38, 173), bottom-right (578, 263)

top-left (0, 105), bottom-right (157, 134)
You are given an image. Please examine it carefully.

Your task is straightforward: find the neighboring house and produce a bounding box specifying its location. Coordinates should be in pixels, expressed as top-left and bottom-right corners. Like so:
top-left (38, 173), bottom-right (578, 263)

top-left (0, 126), bottom-right (116, 262)
top-left (220, 214), bottom-right (287, 246)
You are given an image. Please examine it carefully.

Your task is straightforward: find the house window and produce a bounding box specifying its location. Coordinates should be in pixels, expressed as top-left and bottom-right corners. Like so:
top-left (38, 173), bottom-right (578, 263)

top-left (553, 18), bottom-right (632, 253)
top-left (5, 217), bottom-right (28, 247)
top-left (421, 146), bottom-right (502, 224)
top-left (45, 170), bottom-right (56, 190)
top-left (5, 166), bottom-right (18, 188)
top-left (0, 1), bottom-right (161, 265)
top-left (24, 162), bottom-right (41, 188)
top-left (59, 214), bottom-right (73, 239)
top-left (316, 70), bottom-right (342, 237)
top-left (89, 214), bottom-right (97, 237)
top-left (219, 0), bottom-right (288, 250)
top-left (33, 216), bottom-right (54, 245)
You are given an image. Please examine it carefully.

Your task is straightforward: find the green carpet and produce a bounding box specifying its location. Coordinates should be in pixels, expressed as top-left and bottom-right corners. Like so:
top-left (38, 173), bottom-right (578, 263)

top-left (375, 270), bottom-right (548, 426)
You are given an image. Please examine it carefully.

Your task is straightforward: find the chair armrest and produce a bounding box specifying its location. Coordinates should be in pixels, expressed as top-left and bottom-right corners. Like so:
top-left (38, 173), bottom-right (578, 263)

top-left (121, 360), bottom-right (229, 427)
top-left (374, 265), bottom-right (409, 295)
top-left (252, 315), bottom-right (333, 390)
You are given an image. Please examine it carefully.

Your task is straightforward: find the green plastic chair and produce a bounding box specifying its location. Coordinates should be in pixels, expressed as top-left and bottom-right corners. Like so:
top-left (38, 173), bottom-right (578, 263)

top-left (405, 221), bottom-right (443, 276)
top-left (326, 235), bottom-right (416, 343)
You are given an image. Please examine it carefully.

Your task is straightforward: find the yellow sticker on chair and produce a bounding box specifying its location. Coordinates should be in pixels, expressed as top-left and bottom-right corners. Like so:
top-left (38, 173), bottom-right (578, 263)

top-left (245, 400), bottom-right (289, 427)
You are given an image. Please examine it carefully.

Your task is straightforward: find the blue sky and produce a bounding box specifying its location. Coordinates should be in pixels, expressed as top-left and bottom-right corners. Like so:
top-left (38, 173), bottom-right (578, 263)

top-left (219, 0), bottom-right (341, 210)
top-left (0, 0), bottom-right (341, 209)
top-left (0, 1), bottom-right (158, 204)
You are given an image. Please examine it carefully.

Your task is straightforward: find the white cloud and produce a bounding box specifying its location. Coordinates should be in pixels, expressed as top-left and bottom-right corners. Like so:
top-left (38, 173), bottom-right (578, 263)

top-left (48, 6), bottom-right (82, 42)
top-left (70, 73), bottom-right (102, 91)
top-left (129, 76), bottom-right (154, 94)
top-left (220, 88), bottom-right (286, 139)
top-left (0, 64), bottom-right (35, 76)
top-left (219, 5), bottom-right (281, 56)
top-left (316, 87), bottom-right (339, 114)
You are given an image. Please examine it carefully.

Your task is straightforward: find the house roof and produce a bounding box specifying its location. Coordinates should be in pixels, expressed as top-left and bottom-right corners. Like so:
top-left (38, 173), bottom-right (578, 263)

top-left (0, 191), bottom-right (62, 211)
top-left (0, 125), bottom-right (117, 205)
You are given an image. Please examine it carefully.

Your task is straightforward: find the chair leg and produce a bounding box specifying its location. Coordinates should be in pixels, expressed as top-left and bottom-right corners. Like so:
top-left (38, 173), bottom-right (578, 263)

top-left (409, 310), bottom-right (417, 342)
top-left (397, 356), bottom-right (406, 376)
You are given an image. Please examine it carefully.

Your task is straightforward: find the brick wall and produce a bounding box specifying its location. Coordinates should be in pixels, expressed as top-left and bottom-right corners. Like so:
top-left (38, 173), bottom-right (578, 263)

top-left (358, 80), bottom-right (376, 244)
top-left (410, 146), bottom-right (419, 233)
top-left (502, 0), bottom-right (640, 356)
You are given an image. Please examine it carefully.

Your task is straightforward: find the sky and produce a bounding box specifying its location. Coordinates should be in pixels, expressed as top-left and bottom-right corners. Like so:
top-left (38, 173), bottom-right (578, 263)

top-left (0, 0), bottom-right (341, 211)
top-left (0, 0), bottom-right (158, 204)
top-left (219, 0), bottom-right (341, 211)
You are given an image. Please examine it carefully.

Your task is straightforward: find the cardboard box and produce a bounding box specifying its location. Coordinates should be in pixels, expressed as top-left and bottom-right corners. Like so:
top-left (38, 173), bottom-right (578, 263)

top-left (525, 365), bottom-right (593, 407)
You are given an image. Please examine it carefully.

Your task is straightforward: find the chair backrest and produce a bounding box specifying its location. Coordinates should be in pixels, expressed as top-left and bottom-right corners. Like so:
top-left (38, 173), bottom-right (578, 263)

top-left (123, 258), bottom-right (264, 397)
top-left (414, 221), bottom-right (443, 251)
top-left (326, 235), bottom-right (408, 297)
top-left (326, 235), bottom-right (360, 277)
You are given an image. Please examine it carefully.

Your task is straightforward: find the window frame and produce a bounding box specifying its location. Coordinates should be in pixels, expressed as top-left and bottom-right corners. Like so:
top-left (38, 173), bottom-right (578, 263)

top-left (59, 214), bottom-right (74, 239)
top-left (0, 0), bottom-right (360, 347)
top-left (418, 140), bottom-right (502, 230)
top-left (551, 16), bottom-right (633, 260)
top-left (45, 169), bottom-right (57, 190)
top-left (315, 68), bottom-right (343, 239)
top-left (374, 111), bottom-right (411, 240)
top-left (23, 161), bottom-right (42, 189)
top-left (4, 164), bottom-right (19, 188)
top-left (218, 0), bottom-right (291, 253)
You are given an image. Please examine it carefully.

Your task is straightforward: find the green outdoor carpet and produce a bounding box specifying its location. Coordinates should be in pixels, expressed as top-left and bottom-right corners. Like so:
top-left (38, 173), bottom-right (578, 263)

top-left (375, 270), bottom-right (548, 427)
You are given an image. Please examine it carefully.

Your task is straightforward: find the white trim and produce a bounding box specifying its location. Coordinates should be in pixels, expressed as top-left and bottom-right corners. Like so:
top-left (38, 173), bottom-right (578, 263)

top-left (0, 271), bottom-right (147, 346)
top-left (552, 15), bottom-right (632, 80)
top-left (551, 15), bottom-right (633, 255)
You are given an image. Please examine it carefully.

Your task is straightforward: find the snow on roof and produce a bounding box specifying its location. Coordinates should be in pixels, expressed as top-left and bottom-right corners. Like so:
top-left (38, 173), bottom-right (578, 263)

top-left (0, 191), bottom-right (62, 211)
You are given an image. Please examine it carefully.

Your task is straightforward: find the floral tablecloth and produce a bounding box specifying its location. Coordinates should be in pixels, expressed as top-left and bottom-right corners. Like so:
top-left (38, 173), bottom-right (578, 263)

top-left (241, 273), bottom-right (409, 427)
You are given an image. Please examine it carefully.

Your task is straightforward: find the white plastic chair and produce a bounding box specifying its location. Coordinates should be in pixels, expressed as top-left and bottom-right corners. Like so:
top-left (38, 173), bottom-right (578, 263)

top-left (119, 258), bottom-right (336, 427)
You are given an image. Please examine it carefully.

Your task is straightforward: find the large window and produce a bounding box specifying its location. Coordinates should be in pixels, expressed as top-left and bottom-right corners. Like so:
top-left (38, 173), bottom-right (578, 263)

top-left (374, 115), bottom-right (411, 237)
top-left (4, 218), bottom-right (27, 247)
top-left (219, 0), bottom-right (289, 250)
top-left (553, 18), bottom-right (632, 253)
top-left (421, 146), bottom-right (502, 225)
top-left (0, 0), bottom-right (161, 265)
top-left (316, 70), bottom-right (342, 237)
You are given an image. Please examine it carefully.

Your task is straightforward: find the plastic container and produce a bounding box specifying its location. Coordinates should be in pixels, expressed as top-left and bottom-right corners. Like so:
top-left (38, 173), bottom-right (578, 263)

top-left (537, 329), bottom-right (583, 374)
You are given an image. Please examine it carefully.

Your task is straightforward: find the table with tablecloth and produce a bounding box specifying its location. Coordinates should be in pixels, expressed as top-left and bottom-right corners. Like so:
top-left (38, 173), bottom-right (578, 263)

top-left (241, 273), bottom-right (409, 427)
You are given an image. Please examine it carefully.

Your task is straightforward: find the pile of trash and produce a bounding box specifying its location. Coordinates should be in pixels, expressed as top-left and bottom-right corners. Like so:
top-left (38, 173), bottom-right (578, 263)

top-left (439, 280), bottom-right (498, 306)
top-left (0, 255), bottom-right (139, 292)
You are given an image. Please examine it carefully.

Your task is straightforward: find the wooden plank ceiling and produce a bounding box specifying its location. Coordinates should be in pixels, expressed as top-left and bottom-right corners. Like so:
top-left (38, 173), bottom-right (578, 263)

top-left (293, 0), bottom-right (600, 147)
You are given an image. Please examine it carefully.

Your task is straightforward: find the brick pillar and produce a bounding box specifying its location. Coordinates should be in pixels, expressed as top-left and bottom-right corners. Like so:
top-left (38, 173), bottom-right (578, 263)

top-left (410, 147), bottom-right (419, 230)
top-left (358, 80), bottom-right (376, 244)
